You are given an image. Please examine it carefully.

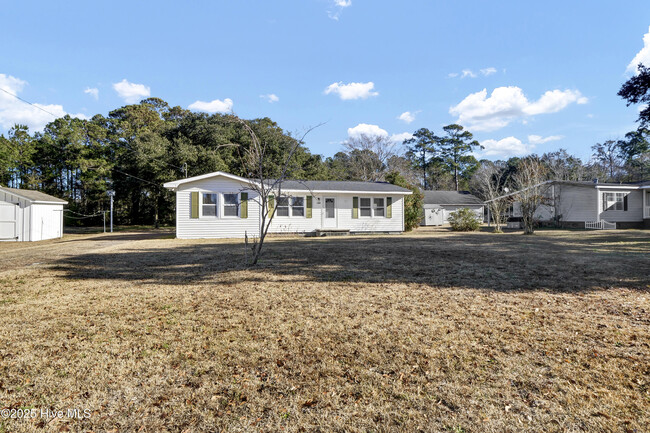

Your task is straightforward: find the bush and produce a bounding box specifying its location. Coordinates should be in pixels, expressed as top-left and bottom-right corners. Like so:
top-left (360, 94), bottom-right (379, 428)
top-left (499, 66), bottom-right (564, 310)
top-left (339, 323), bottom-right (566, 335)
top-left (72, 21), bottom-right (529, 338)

top-left (448, 208), bottom-right (481, 231)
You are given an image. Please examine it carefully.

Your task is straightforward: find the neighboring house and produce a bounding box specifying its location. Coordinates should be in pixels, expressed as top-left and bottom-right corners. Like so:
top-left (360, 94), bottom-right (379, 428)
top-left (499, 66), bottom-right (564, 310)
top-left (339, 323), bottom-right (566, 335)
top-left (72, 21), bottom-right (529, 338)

top-left (0, 187), bottom-right (67, 242)
top-left (163, 171), bottom-right (412, 239)
top-left (506, 180), bottom-right (650, 229)
top-left (421, 191), bottom-right (484, 226)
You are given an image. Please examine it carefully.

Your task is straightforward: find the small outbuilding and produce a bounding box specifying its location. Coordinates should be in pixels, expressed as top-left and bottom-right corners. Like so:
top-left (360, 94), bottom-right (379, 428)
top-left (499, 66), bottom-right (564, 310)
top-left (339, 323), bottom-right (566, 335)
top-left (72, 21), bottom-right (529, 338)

top-left (0, 187), bottom-right (67, 242)
top-left (422, 191), bottom-right (484, 226)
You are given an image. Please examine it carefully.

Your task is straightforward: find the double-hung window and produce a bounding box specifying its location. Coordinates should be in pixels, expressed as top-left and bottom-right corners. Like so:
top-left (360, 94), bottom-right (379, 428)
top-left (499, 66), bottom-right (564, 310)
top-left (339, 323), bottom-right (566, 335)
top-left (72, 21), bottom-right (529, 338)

top-left (373, 198), bottom-right (385, 217)
top-left (359, 198), bottom-right (372, 217)
top-left (602, 192), bottom-right (627, 211)
top-left (223, 193), bottom-right (239, 217)
top-left (202, 193), bottom-right (218, 217)
top-left (276, 196), bottom-right (305, 217)
top-left (291, 197), bottom-right (305, 217)
top-left (276, 196), bottom-right (290, 216)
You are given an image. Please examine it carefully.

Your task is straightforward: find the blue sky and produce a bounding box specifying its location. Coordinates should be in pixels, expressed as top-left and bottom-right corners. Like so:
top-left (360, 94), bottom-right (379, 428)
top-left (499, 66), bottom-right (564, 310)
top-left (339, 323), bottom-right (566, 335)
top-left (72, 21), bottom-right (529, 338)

top-left (2, 1), bottom-right (650, 161)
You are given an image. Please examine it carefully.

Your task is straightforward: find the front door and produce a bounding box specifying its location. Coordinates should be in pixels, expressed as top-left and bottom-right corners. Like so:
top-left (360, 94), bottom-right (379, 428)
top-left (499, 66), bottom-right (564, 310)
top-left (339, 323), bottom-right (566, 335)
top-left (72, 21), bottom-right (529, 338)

top-left (323, 197), bottom-right (337, 228)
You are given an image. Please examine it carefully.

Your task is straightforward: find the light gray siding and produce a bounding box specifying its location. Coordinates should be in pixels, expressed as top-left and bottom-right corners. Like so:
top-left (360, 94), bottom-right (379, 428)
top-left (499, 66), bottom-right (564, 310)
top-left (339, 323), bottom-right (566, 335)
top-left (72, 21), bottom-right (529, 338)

top-left (597, 188), bottom-right (643, 222)
top-left (556, 184), bottom-right (598, 222)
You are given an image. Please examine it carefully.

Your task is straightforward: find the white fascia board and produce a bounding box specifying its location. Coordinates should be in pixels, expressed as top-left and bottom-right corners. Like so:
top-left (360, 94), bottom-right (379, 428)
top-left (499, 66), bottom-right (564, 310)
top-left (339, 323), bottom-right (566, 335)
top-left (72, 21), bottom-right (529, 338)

top-left (163, 171), bottom-right (253, 190)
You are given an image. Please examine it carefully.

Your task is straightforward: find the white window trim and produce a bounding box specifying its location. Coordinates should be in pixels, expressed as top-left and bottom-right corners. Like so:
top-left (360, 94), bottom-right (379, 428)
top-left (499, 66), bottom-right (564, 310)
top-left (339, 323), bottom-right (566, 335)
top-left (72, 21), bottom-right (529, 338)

top-left (359, 197), bottom-right (372, 218)
top-left (221, 192), bottom-right (240, 218)
top-left (373, 197), bottom-right (386, 218)
top-left (602, 192), bottom-right (626, 212)
top-left (275, 195), bottom-right (306, 218)
top-left (359, 196), bottom-right (387, 218)
top-left (200, 192), bottom-right (219, 218)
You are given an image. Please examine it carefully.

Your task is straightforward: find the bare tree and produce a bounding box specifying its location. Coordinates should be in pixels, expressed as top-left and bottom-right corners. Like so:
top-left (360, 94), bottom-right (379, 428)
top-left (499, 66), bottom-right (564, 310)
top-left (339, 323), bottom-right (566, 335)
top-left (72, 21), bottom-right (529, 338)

top-left (471, 161), bottom-right (511, 233)
top-left (590, 140), bottom-right (623, 181)
top-left (233, 117), bottom-right (321, 265)
top-left (512, 158), bottom-right (551, 235)
top-left (342, 134), bottom-right (396, 181)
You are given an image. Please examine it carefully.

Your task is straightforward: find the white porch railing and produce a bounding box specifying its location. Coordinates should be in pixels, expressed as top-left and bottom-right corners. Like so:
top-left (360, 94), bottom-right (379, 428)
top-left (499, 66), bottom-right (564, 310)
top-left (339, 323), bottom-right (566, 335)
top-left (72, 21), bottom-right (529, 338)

top-left (644, 206), bottom-right (650, 219)
top-left (585, 221), bottom-right (617, 230)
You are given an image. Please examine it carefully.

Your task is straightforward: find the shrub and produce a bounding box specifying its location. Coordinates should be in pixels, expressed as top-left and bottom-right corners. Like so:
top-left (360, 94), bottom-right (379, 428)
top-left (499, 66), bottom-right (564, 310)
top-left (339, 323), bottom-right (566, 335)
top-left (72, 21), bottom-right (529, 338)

top-left (448, 208), bottom-right (481, 231)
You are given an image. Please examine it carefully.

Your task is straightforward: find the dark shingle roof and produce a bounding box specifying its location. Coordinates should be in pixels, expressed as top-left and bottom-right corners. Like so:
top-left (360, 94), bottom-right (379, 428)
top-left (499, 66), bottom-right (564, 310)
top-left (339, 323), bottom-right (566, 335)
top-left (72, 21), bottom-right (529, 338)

top-left (272, 179), bottom-right (412, 193)
top-left (0, 187), bottom-right (67, 203)
top-left (423, 190), bottom-right (483, 205)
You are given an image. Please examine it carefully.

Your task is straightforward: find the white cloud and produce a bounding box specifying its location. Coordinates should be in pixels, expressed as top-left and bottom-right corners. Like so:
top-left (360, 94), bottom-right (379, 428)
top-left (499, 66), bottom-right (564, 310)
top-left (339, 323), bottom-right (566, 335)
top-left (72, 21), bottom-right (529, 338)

top-left (328, 0), bottom-right (351, 20)
top-left (188, 98), bottom-right (233, 113)
top-left (0, 73), bottom-right (86, 132)
top-left (390, 132), bottom-right (414, 143)
top-left (527, 134), bottom-right (563, 145)
top-left (627, 26), bottom-right (650, 74)
top-left (398, 111), bottom-right (416, 124)
top-left (347, 123), bottom-right (388, 138)
top-left (84, 87), bottom-right (99, 100)
top-left (324, 81), bottom-right (378, 100)
top-left (449, 86), bottom-right (588, 131)
top-left (480, 137), bottom-right (534, 158)
top-left (479, 134), bottom-right (563, 158)
top-left (449, 67), bottom-right (498, 78)
top-left (260, 93), bottom-right (279, 103)
top-left (480, 67), bottom-right (497, 76)
top-left (112, 79), bottom-right (150, 104)
top-left (461, 69), bottom-right (477, 78)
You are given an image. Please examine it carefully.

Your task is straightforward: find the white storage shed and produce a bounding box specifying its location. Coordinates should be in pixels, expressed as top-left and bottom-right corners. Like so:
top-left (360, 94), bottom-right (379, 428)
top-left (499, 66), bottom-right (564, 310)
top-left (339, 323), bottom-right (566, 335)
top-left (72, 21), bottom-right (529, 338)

top-left (422, 191), bottom-right (485, 226)
top-left (0, 187), bottom-right (67, 242)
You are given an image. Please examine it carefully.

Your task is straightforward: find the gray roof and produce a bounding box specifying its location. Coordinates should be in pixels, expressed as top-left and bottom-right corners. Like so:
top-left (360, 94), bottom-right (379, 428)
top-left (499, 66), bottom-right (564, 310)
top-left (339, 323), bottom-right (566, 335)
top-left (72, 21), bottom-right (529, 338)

top-left (423, 190), bottom-right (484, 205)
top-left (554, 180), bottom-right (650, 188)
top-left (272, 179), bottom-right (412, 193)
top-left (0, 187), bottom-right (67, 203)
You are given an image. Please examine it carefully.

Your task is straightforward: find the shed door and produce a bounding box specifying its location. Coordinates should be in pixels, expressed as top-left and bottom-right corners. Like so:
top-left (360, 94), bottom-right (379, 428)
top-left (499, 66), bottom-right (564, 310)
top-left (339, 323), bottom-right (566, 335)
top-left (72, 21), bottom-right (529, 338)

top-left (0, 201), bottom-right (18, 240)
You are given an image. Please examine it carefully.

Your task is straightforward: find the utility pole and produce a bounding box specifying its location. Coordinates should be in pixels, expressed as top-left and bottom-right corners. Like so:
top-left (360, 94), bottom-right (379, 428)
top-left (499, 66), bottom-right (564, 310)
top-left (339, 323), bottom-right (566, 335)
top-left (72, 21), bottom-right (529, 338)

top-left (183, 162), bottom-right (188, 178)
top-left (107, 190), bottom-right (115, 233)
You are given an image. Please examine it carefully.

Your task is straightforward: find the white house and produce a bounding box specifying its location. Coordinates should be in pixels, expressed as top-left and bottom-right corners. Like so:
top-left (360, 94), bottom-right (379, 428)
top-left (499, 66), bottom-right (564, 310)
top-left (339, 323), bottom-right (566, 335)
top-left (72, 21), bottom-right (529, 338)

top-left (504, 180), bottom-right (650, 229)
top-left (163, 171), bottom-right (412, 239)
top-left (0, 187), bottom-right (67, 242)
top-left (421, 191), bottom-right (484, 226)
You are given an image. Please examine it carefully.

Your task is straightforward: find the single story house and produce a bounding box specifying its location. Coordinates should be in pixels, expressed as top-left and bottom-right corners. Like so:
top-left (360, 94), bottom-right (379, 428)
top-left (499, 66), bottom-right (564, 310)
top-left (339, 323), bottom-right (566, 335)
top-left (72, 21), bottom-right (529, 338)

top-left (502, 180), bottom-right (650, 229)
top-left (163, 171), bottom-right (412, 239)
top-left (421, 191), bottom-right (484, 226)
top-left (0, 186), bottom-right (67, 241)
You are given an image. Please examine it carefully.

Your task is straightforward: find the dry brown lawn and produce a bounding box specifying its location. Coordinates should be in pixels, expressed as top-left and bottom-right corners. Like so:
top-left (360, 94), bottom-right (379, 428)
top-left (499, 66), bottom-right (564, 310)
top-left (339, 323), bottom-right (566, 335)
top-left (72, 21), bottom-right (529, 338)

top-left (0, 227), bottom-right (648, 432)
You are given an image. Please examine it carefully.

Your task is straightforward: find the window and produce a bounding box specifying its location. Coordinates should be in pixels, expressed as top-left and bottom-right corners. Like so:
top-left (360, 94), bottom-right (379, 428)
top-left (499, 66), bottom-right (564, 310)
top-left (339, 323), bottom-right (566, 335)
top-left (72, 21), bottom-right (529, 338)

top-left (202, 193), bottom-right (218, 217)
top-left (291, 197), bottom-right (305, 217)
top-left (373, 198), bottom-right (385, 217)
top-left (359, 198), bottom-right (372, 217)
top-left (276, 196), bottom-right (290, 216)
top-left (602, 192), bottom-right (627, 211)
top-left (223, 193), bottom-right (239, 217)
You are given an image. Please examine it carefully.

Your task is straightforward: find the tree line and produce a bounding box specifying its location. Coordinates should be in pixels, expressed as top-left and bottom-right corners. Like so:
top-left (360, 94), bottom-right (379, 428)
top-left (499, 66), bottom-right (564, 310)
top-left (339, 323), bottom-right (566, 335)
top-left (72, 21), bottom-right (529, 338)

top-left (1, 62), bottom-right (648, 228)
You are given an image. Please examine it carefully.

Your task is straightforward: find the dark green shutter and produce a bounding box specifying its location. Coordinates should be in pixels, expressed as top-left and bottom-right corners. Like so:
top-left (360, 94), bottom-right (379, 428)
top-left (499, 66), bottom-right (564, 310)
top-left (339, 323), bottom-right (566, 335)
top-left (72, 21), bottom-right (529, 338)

top-left (623, 194), bottom-right (628, 211)
top-left (240, 192), bottom-right (248, 218)
top-left (352, 197), bottom-right (358, 219)
top-left (306, 196), bottom-right (312, 218)
top-left (191, 191), bottom-right (199, 219)
top-left (386, 197), bottom-right (392, 218)
top-left (268, 195), bottom-right (275, 214)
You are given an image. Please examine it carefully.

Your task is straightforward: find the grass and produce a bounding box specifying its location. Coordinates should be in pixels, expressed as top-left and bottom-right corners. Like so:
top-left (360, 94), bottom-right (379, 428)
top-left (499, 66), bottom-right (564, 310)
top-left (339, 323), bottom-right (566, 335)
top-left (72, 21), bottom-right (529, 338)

top-left (0, 227), bottom-right (648, 432)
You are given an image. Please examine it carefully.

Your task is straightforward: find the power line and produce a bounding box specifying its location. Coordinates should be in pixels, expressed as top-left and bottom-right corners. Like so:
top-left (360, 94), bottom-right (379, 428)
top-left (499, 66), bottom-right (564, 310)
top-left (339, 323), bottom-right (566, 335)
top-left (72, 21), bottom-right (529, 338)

top-left (0, 87), bottom-right (61, 118)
